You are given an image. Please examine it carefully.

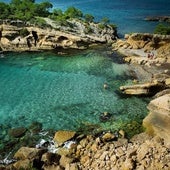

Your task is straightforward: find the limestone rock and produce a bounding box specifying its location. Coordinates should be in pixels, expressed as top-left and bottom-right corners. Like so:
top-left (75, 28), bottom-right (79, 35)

top-left (65, 163), bottom-right (79, 170)
top-left (101, 132), bottom-right (116, 142)
top-left (0, 18), bottom-right (117, 52)
top-left (113, 32), bottom-right (170, 67)
top-left (143, 94), bottom-right (170, 146)
top-left (59, 155), bottom-right (73, 168)
top-left (53, 130), bottom-right (76, 146)
top-left (12, 159), bottom-right (32, 170)
top-left (43, 165), bottom-right (62, 170)
top-left (154, 89), bottom-right (170, 98)
top-left (41, 152), bottom-right (61, 166)
top-left (120, 81), bottom-right (164, 95)
top-left (14, 147), bottom-right (45, 160)
top-left (165, 78), bottom-right (170, 86)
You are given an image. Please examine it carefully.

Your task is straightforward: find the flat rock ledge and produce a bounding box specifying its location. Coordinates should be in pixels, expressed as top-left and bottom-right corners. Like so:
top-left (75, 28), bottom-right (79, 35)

top-left (120, 74), bottom-right (170, 96)
top-left (120, 81), bottom-right (164, 95)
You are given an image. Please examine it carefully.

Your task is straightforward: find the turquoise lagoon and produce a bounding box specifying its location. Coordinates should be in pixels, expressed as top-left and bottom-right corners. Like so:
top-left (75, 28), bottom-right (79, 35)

top-left (0, 49), bottom-right (149, 135)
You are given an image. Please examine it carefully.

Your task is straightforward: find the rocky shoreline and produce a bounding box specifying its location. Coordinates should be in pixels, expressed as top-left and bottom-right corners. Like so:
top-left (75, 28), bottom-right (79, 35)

top-left (145, 16), bottom-right (170, 23)
top-left (0, 19), bottom-right (117, 52)
top-left (0, 24), bottom-right (170, 169)
top-left (0, 129), bottom-right (170, 170)
top-left (113, 33), bottom-right (170, 146)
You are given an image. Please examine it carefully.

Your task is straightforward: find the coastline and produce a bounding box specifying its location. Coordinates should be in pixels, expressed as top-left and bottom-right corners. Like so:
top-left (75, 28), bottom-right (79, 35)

top-left (0, 24), bottom-right (170, 170)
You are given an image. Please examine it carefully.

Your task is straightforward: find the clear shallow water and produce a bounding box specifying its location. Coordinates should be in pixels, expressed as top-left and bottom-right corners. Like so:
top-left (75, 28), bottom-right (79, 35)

top-left (0, 49), bottom-right (149, 133)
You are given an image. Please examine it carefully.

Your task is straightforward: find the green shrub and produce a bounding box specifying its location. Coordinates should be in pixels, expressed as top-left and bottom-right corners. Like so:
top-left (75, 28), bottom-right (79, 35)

top-left (64, 6), bottom-right (83, 19)
top-left (19, 28), bottom-right (29, 37)
top-left (101, 17), bottom-right (110, 25)
top-left (33, 18), bottom-right (47, 27)
top-left (98, 23), bottom-right (105, 29)
top-left (109, 24), bottom-right (117, 30)
top-left (154, 24), bottom-right (170, 35)
top-left (84, 14), bottom-right (94, 23)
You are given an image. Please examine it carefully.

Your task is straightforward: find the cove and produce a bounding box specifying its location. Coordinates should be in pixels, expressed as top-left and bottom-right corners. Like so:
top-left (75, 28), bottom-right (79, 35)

top-left (0, 48), bottom-right (149, 136)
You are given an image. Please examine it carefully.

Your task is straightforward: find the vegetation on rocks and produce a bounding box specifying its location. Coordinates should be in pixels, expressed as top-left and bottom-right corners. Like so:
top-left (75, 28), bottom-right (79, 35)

top-left (154, 24), bottom-right (170, 35)
top-left (0, 0), bottom-right (117, 33)
top-left (0, 0), bottom-right (52, 20)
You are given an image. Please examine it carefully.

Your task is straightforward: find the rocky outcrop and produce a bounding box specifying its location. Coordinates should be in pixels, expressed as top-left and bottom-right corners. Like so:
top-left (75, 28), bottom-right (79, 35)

top-left (120, 81), bottom-right (165, 95)
top-left (113, 33), bottom-right (170, 66)
top-left (145, 16), bottom-right (170, 23)
top-left (120, 71), bottom-right (170, 96)
top-left (143, 94), bottom-right (170, 147)
top-left (0, 19), bottom-right (117, 52)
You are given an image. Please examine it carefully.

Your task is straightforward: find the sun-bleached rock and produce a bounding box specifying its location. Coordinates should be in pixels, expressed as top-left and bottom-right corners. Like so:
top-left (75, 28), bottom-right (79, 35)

top-left (14, 147), bottom-right (45, 160)
top-left (143, 94), bottom-right (170, 147)
top-left (0, 18), bottom-right (117, 52)
top-left (53, 130), bottom-right (76, 146)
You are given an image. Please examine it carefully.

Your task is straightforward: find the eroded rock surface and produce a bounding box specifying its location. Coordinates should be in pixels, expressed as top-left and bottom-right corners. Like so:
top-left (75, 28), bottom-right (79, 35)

top-left (0, 19), bottom-right (117, 52)
top-left (143, 94), bottom-right (170, 147)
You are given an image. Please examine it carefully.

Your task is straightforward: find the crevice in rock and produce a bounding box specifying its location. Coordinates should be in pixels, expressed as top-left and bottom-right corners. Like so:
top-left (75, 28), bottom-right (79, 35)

top-left (0, 30), bottom-right (2, 41)
top-left (57, 36), bottom-right (68, 43)
top-left (32, 31), bottom-right (38, 46)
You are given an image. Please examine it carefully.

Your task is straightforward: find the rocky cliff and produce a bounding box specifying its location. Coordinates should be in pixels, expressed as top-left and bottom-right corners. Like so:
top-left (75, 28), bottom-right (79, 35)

top-left (0, 19), bottom-right (117, 52)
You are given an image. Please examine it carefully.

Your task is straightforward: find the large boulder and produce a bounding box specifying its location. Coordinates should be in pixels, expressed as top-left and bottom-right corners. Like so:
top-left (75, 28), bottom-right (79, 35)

top-left (143, 94), bottom-right (170, 147)
top-left (53, 130), bottom-right (76, 146)
top-left (14, 147), bottom-right (45, 160)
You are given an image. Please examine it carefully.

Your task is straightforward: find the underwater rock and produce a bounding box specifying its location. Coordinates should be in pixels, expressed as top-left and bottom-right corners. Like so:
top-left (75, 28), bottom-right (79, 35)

top-left (99, 112), bottom-right (112, 122)
top-left (8, 127), bottom-right (27, 138)
top-left (29, 121), bottom-right (42, 134)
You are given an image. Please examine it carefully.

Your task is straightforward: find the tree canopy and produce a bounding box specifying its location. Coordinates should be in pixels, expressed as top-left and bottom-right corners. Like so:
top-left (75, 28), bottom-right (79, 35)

top-left (154, 24), bottom-right (170, 35)
top-left (0, 0), bottom-right (53, 20)
top-left (0, 0), bottom-right (117, 32)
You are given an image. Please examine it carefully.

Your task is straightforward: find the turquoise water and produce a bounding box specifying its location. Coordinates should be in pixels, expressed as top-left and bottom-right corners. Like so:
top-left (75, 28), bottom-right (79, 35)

top-left (0, 49), bottom-right (149, 133)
